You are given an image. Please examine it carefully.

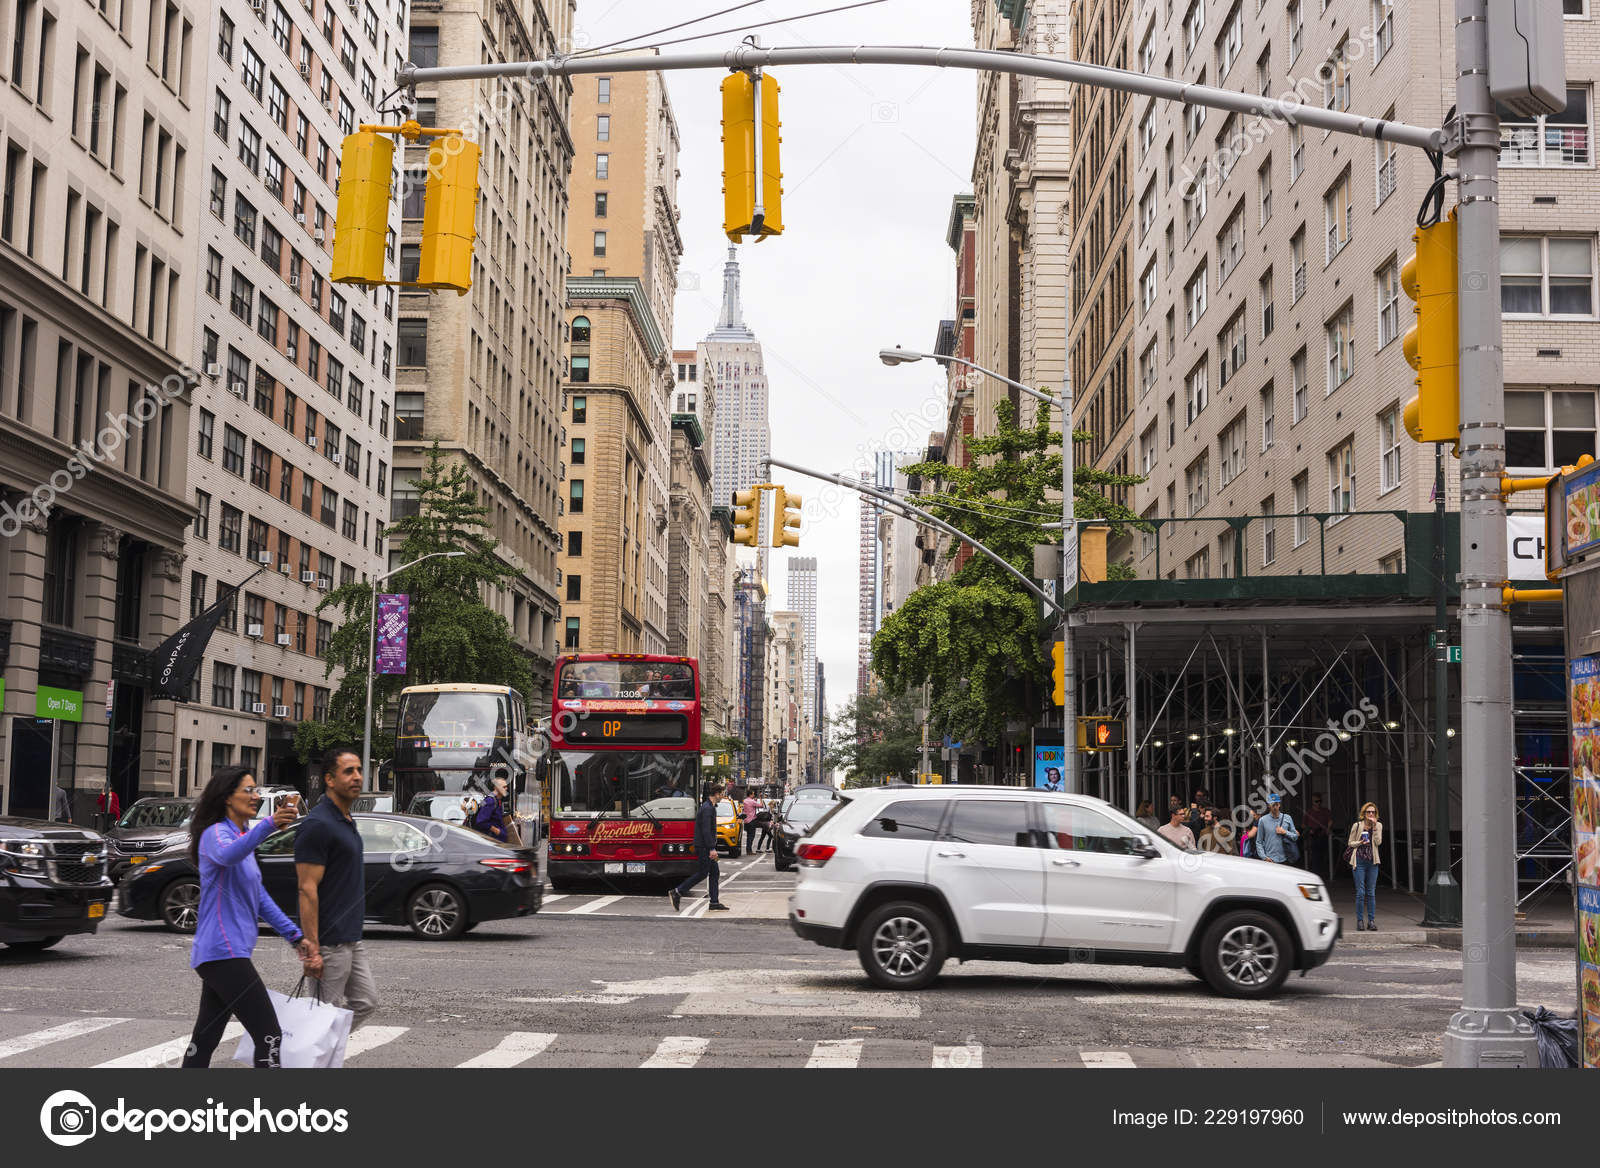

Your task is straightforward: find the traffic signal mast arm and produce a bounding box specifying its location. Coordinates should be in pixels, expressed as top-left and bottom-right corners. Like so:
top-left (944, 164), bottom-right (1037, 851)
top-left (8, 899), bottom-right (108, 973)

top-left (764, 454), bottom-right (1063, 616)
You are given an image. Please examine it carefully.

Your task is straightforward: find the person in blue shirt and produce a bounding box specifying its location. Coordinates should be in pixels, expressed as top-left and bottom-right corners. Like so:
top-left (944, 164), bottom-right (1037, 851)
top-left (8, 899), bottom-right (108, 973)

top-left (1254, 792), bottom-right (1300, 864)
top-left (182, 766), bottom-right (313, 1068)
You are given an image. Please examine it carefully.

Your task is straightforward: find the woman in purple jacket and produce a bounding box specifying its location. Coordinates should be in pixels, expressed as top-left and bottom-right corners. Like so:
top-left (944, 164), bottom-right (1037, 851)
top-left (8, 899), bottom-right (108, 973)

top-left (181, 767), bottom-right (311, 1068)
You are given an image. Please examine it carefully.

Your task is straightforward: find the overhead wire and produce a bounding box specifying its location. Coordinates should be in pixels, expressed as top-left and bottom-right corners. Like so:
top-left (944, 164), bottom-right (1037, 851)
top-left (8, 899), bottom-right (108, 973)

top-left (569, 1), bottom-right (772, 60)
top-left (573, 0), bottom-right (892, 58)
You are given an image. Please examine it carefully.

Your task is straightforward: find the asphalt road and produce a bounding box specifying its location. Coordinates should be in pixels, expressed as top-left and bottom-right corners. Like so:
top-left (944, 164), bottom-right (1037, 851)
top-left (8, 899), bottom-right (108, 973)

top-left (0, 851), bottom-right (1579, 1069)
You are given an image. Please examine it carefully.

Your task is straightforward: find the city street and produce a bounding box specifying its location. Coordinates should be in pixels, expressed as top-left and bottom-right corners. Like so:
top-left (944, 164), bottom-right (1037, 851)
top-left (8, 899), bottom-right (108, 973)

top-left (0, 853), bottom-right (1577, 1070)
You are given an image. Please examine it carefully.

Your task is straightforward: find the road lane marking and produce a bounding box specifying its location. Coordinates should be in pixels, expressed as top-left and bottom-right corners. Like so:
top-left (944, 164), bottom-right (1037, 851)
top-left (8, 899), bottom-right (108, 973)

top-left (457, 1031), bottom-right (557, 1068)
top-left (342, 1025), bottom-right (409, 1060)
top-left (1080, 1050), bottom-right (1136, 1068)
top-left (562, 895), bottom-right (624, 915)
top-left (96, 1022), bottom-right (244, 1068)
top-left (806, 1038), bottom-right (863, 1068)
top-left (932, 1044), bottom-right (983, 1068)
top-left (541, 894), bottom-right (568, 904)
top-left (510, 994), bottom-right (639, 1005)
top-left (641, 1036), bottom-right (709, 1068)
top-left (0, 1017), bottom-right (132, 1060)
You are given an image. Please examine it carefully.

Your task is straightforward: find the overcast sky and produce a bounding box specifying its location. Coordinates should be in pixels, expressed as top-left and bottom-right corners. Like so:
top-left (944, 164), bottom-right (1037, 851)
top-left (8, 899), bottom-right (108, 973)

top-left (574, 0), bottom-right (979, 726)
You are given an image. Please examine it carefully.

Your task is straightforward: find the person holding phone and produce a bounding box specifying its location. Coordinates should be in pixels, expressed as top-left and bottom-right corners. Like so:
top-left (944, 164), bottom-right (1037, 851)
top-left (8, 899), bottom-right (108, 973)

top-left (182, 768), bottom-right (314, 1068)
top-left (1346, 801), bottom-right (1383, 930)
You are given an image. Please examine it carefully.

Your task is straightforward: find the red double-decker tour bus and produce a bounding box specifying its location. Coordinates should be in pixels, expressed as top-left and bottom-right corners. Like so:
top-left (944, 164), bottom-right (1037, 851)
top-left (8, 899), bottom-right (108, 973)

top-left (546, 653), bottom-right (703, 891)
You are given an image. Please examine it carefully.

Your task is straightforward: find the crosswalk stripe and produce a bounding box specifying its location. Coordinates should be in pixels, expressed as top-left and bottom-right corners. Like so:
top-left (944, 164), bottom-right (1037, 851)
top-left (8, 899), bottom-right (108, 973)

top-left (96, 1022), bottom-right (244, 1069)
top-left (932, 1044), bottom-right (983, 1068)
top-left (0, 1017), bottom-right (133, 1061)
top-left (1080, 1050), bottom-right (1136, 1068)
top-left (806, 1038), bottom-right (864, 1068)
top-left (562, 895), bottom-right (624, 915)
top-left (640, 1036), bottom-right (710, 1068)
top-left (541, 894), bottom-right (569, 904)
top-left (456, 1031), bottom-right (558, 1068)
top-left (342, 1025), bottom-right (408, 1060)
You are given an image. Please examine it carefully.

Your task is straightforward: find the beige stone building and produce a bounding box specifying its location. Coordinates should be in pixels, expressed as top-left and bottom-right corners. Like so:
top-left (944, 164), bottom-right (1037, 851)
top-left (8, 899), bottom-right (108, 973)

top-left (562, 62), bottom-right (681, 654)
top-left (769, 608), bottom-right (808, 784)
top-left (559, 279), bottom-right (666, 653)
top-left (1066, 0), bottom-right (1138, 565)
top-left (393, 0), bottom-right (574, 709)
top-left (1130, 0), bottom-right (1600, 582)
top-left (183, 0), bottom-right (402, 793)
top-left (970, 0), bottom-right (1072, 435)
top-left (0, 0), bottom-right (205, 816)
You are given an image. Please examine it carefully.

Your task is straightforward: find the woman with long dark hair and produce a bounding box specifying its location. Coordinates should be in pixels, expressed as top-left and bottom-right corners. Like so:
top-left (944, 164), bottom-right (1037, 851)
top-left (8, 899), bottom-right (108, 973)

top-left (182, 766), bottom-right (311, 1068)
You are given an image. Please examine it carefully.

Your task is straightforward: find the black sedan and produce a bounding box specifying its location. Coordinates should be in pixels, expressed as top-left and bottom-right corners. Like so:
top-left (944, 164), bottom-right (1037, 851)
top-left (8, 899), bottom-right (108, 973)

top-left (117, 812), bottom-right (541, 940)
top-left (771, 795), bottom-right (840, 872)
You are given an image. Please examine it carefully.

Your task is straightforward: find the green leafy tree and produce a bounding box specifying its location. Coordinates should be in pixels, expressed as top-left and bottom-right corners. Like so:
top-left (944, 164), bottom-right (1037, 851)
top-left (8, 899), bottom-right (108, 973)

top-left (700, 734), bottom-right (748, 783)
top-left (823, 690), bottom-right (922, 786)
top-left (294, 443), bottom-right (535, 763)
top-left (870, 399), bottom-right (1142, 745)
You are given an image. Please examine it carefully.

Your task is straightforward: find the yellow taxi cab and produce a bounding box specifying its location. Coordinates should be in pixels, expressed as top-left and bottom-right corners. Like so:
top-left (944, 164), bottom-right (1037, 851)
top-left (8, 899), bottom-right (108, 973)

top-left (715, 799), bottom-right (743, 857)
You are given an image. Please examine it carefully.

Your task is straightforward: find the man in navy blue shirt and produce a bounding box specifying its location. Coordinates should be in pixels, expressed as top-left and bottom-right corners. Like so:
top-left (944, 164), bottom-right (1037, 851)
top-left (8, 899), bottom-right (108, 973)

top-left (296, 747), bottom-right (377, 1028)
top-left (669, 783), bottom-right (728, 912)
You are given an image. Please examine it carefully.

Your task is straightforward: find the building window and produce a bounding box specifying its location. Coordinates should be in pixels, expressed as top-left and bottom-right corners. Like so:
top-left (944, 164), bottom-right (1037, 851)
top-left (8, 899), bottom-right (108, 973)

top-left (398, 318), bottom-right (427, 365)
top-left (1261, 501), bottom-right (1277, 566)
top-left (568, 531), bottom-right (583, 557)
top-left (571, 315), bottom-right (591, 343)
top-left (1182, 163), bottom-right (1208, 239)
top-left (1185, 360), bottom-right (1208, 424)
top-left (1258, 159), bottom-right (1272, 226)
top-left (212, 663), bottom-right (235, 709)
top-left (1259, 268), bottom-right (1275, 338)
top-left (1260, 382), bottom-right (1275, 451)
top-left (230, 271), bottom-right (254, 322)
top-left (1218, 309), bottom-right (1246, 387)
top-left (594, 191), bottom-right (608, 217)
top-left (1184, 263), bottom-right (1207, 333)
top-left (571, 395), bottom-right (587, 423)
top-left (1499, 87), bottom-right (1591, 167)
top-left (194, 489), bottom-right (211, 539)
top-left (1327, 438), bottom-right (1356, 520)
top-left (1217, 205), bottom-right (1244, 283)
top-left (593, 230), bottom-right (606, 256)
top-left (1293, 472), bottom-right (1310, 546)
top-left (1292, 348), bottom-right (1309, 423)
top-left (1507, 388), bottom-right (1598, 469)
top-left (1375, 131), bottom-right (1398, 205)
top-left (1373, 1), bottom-right (1395, 60)
top-left (569, 481), bottom-right (584, 514)
top-left (1219, 411), bottom-right (1247, 487)
top-left (1376, 259), bottom-right (1401, 348)
top-left (1501, 236), bottom-right (1596, 317)
top-left (1291, 228), bottom-right (1307, 303)
top-left (1379, 404), bottom-right (1403, 493)
top-left (197, 408), bottom-right (214, 458)
top-left (597, 77), bottom-right (610, 103)
top-left (1289, 123), bottom-right (1304, 181)
top-left (565, 617), bottom-right (581, 648)
top-left (596, 115), bottom-right (609, 141)
top-left (571, 357), bottom-right (590, 384)
top-left (222, 425), bottom-right (245, 475)
top-left (596, 154), bottom-right (608, 179)
top-left (1326, 303), bottom-right (1355, 393)
top-left (566, 575), bottom-right (581, 602)
top-left (1323, 171), bottom-right (1352, 262)
top-left (1322, 39), bottom-right (1351, 113)
top-left (1287, 0), bottom-right (1303, 62)
top-left (219, 504), bottom-right (242, 553)
top-left (1186, 451), bottom-right (1210, 515)
top-left (571, 437), bottom-right (585, 464)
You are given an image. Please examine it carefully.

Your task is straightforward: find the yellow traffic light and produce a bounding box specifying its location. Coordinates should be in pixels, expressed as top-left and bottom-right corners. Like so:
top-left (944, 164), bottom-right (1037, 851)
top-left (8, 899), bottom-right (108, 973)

top-left (771, 485), bottom-right (801, 548)
top-left (418, 136), bottom-right (481, 294)
top-left (720, 71), bottom-right (782, 242)
top-left (732, 487), bottom-right (762, 547)
top-left (1051, 641), bottom-right (1065, 706)
top-left (331, 132), bottom-right (394, 285)
top-left (1400, 212), bottom-right (1459, 448)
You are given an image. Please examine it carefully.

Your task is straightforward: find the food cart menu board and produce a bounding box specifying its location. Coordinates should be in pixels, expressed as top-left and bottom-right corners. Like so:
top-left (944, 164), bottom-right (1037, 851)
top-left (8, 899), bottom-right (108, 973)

top-left (1567, 655), bottom-right (1600, 1067)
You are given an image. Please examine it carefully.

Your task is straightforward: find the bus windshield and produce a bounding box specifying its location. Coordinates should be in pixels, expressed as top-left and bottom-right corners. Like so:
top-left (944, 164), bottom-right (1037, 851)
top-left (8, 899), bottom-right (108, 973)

top-left (396, 691), bottom-right (512, 764)
top-left (553, 750), bottom-right (699, 819)
top-left (557, 661), bottom-right (695, 700)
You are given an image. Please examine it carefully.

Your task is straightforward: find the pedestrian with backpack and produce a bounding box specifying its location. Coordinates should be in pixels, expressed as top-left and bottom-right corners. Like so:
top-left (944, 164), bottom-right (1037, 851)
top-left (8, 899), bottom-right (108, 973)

top-left (1254, 792), bottom-right (1300, 865)
top-left (753, 801), bottom-right (774, 852)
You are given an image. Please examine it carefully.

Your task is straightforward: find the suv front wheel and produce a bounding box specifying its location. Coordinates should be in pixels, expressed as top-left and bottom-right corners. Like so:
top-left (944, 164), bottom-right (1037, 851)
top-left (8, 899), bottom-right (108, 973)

top-left (856, 901), bottom-right (949, 990)
top-left (1198, 910), bottom-right (1292, 998)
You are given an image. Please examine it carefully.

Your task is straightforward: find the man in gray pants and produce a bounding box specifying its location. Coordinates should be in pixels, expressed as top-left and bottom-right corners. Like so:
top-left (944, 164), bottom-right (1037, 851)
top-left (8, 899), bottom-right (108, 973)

top-left (296, 748), bottom-right (377, 1028)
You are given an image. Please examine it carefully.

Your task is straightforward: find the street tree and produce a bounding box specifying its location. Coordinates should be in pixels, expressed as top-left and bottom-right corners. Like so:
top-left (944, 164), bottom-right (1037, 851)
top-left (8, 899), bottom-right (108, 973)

top-left (294, 442), bottom-right (535, 764)
top-left (870, 399), bottom-right (1142, 746)
top-left (824, 690), bottom-right (922, 786)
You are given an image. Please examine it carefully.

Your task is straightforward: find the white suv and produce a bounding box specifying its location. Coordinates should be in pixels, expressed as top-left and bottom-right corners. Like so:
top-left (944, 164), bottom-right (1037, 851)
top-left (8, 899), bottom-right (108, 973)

top-left (787, 786), bottom-right (1339, 998)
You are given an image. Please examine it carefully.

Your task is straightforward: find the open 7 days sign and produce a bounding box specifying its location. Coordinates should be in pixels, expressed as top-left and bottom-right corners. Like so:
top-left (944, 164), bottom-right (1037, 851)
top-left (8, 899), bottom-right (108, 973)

top-left (34, 686), bottom-right (83, 722)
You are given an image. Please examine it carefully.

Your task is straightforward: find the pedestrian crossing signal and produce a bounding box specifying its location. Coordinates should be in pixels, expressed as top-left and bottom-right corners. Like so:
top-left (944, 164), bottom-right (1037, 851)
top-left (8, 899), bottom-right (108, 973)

top-left (1077, 717), bottom-right (1123, 752)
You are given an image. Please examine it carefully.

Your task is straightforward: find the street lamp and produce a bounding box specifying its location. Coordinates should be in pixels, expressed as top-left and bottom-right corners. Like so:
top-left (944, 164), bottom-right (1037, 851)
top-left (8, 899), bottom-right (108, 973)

top-left (362, 551), bottom-right (466, 787)
top-left (878, 345), bottom-right (1077, 793)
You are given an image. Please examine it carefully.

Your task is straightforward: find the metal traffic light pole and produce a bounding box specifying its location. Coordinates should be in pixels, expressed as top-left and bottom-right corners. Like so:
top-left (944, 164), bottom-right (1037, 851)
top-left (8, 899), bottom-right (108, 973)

top-left (1440, 0), bottom-right (1537, 1068)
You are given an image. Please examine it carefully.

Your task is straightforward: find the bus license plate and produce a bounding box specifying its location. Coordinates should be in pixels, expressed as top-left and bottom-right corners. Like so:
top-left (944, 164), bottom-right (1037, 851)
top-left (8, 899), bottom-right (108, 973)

top-left (626, 862), bottom-right (645, 873)
top-left (87, 903), bottom-right (105, 919)
top-left (604, 862), bottom-right (647, 874)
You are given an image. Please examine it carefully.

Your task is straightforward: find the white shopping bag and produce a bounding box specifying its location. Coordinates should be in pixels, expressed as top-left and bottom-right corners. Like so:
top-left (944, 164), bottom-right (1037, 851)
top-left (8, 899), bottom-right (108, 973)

top-left (234, 982), bottom-right (353, 1068)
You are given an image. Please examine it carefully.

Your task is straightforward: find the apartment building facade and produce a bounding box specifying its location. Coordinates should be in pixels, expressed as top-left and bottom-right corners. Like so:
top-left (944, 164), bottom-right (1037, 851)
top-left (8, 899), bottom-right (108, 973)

top-left (393, 0), bottom-right (574, 708)
top-left (1130, 0), bottom-right (1600, 582)
top-left (0, 0), bottom-right (205, 815)
top-left (563, 63), bottom-right (680, 655)
top-left (181, 0), bottom-right (405, 793)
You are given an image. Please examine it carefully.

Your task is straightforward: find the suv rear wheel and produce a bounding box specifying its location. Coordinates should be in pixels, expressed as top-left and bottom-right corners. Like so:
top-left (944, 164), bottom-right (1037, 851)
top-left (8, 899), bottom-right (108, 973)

top-left (1198, 910), bottom-right (1292, 998)
top-left (856, 901), bottom-right (949, 990)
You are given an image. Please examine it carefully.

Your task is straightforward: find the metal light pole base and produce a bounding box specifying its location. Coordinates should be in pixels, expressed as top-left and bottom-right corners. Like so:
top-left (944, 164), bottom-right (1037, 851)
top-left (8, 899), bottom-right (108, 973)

top-left (1442, 1008), bottom-right (1539, 1067)
top-left (1420, 871), bottom-right (1462, 928)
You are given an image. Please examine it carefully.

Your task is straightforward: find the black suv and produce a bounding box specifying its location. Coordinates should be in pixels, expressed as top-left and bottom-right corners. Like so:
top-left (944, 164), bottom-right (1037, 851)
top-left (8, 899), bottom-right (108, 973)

top-left (0, 816), bottom-right (112, 951)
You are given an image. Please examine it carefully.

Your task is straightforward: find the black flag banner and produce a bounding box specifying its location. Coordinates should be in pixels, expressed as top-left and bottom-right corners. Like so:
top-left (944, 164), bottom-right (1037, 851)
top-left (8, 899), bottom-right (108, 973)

top-left (148, 568), bottom-right (262, 700)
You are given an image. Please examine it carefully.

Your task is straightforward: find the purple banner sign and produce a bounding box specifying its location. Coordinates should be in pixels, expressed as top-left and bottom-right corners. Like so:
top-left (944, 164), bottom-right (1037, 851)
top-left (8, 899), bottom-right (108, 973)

top-left (375, 594), bottom-right (410, 675)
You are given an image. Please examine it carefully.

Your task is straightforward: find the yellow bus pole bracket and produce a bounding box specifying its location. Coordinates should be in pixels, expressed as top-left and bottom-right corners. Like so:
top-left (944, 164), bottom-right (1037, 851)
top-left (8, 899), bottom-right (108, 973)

top-left (1501, 585), bottom-right (1563, 608)
top-left (1500, 474), bottom-right (1555, 498)
top-left (359, 121), bottom-right (464, 142)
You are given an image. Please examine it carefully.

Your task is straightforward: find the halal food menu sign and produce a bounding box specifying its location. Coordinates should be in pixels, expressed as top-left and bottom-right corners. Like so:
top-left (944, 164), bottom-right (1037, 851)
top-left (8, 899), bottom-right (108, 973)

top-left (1567, 655), bottom-right (1600, 1068)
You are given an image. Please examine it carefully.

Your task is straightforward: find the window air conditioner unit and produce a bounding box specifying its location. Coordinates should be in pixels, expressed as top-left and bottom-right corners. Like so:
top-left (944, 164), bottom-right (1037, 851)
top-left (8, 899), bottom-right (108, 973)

top-left (205, 362), bottom-right (220, 377)
top-left (285, 340), bottom-right (298, 359)
top-left (321, 101), bottom-right (334, 113)
top-left (289, 275), bottom-right (300, 289)
top-left (317, 576), bottom-right (331, 591)
top-left (273, 704), bottom-right (290, 717)
top-left (314, 228), bottom-right (325, 243)
top-left (278, 562), bottom-right (291, 573)
top-left (276, 633), bottom-right (292, 645)
top-left (307, 434), bottom-right (319, 445)
top-left (295, 212), bottom-right (306, 224)
top-left (231, 384), bottom-right (249, 400)
top-left (301, 570), bottom-right (317, 582)
top-left (256, 551), bottom-right (272, 563)
top-left (246, 624), bottom-right (264, 637)
top-left (299, 63), bottom-right (312, 79)
top-left (251, 0), bottom-right (264, 12)
top-left (251, 702), bottom-right (268, 714)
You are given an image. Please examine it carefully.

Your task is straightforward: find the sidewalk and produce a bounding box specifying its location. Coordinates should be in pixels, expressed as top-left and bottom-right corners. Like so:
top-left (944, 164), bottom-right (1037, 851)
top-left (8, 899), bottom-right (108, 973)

top-left (1332, 884), bottom-right (1576, 949)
